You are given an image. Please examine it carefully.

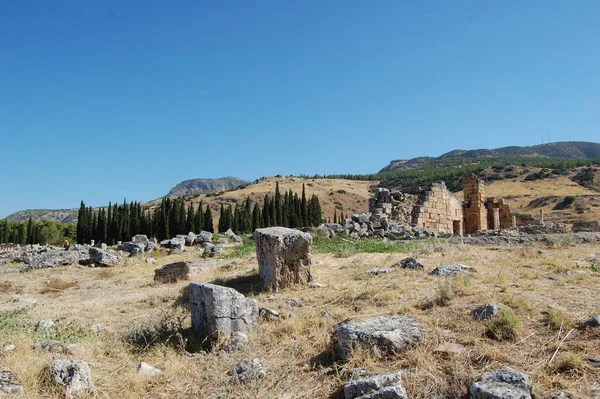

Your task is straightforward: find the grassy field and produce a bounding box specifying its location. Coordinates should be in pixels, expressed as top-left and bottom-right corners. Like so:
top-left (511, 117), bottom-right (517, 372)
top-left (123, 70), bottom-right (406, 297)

top-left (1, 237), bottom-right (599, 398)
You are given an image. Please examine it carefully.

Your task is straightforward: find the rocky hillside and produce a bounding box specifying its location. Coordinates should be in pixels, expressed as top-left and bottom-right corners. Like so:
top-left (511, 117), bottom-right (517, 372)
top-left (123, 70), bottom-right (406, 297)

top-left (4, 209), bottom-right (79, 224)
top-left (166, 177), bottom-right (248, 197)
top-left (380, 141), bottom-right (600, 173)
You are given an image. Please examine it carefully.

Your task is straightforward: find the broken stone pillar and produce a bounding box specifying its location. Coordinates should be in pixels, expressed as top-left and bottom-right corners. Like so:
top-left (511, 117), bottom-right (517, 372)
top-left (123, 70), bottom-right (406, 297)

top-left (492, 208), bottom-right (500, 230)
top-left (540, 209), bottom-right (544, 225)
top-left (512, 215), bottom-right (517, 228)
top-left (90, 240), bottom-right (95, 247)
top-left (253, 227), bottom-right (313, 291)
top-left (189, 283), bottom-right (258, 341)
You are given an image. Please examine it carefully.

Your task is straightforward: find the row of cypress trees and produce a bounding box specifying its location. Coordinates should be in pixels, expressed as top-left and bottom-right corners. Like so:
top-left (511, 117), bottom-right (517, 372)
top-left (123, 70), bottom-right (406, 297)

top-left (0, 219), bottom-right (75, 246)
top-left (75, 183), bottom-right (324, 244)
top-left (217, 183), bottom-right (322, 233)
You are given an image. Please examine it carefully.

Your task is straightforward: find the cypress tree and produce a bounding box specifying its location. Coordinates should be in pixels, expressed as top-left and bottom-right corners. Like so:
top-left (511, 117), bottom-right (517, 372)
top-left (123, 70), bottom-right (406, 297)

top-left (274, 182), bottom-right (282, 225)
top-left (301, 183), bottom-right (308, 226)
top-left (26, 218), bottom-right (34, 245)
top-left (195, 200), bottom-right (204, 232)
top-left (263, 194), bottom-right (271, 227)
top-left (252, 202), bottom-right (261, 231)
top-left (204, 205), bottom-right (214, 233)
top-left (333, 209), bottom-right (337, 224)
top-left (243, 197), bottom-right (252, 233)
top-left (218, 203), bottom-right (226, 233)
top-left (76, 201), bottom-right (86, 244)
top-left (186, 203), bottom-right (195, 233)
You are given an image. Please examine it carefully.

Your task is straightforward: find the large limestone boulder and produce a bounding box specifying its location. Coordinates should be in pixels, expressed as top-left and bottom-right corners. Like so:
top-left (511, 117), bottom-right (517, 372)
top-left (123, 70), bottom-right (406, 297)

top-left (470, 366), bottom-right (532, 399)
top-left (253, 227), bottom-right (313, 291)
top-left (344, 372), bottom-right (407, 399)
top-left (88, 247), bottom-right (119, 267)
top-left (189, 283), bottom-right (259, 341)
top-left (154, 260), bottom-right (219, 283)
top-left (332, 316), bottom-right (421, 361)
top-left (195, 231), bottom-right (213, 243)
top-left (45, 359), bottom-right (94, 397)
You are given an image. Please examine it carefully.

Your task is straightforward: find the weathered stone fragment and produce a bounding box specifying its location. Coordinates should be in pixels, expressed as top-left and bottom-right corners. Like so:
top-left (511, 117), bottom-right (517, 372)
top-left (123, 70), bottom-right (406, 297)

top-left (189, 283), bottom-right (258, 341)
top-left (472, 303), bottom-right (505, 320)
top-left (45, 359), bottom-right (94, 397)
top-left (222, 332), bottom-right (249, 353)
top-left (0, 369), bottom-right (23, 394)
top-left (398, 257), bottom-right (424, 270)
top-left (228, 358), bottom-right (265, 383)
top-left (253, 227), bottom-right (313, 291)
top-left (153, 260), bottom-right (218, 283)
top-left (195, 231), bottom-right (213, 243)
top-left (367, 268), bottom-right (395, 275)
top-left (332, 316), bottom-right (421, 361)
top-left (470, 366), bottom-right (532, 399)
top-left (137, 362), bottom-right (163, 377)
top-left (34, 340), bottom-right (73, 355)
top-left (344, 372), bottom-right (407, 399)
top-left (88, 247), bottom-right (120, 267)
top-left (579, 315), bottom-right (600, 328)
top-left (429, 264), bottom-right (475, 276)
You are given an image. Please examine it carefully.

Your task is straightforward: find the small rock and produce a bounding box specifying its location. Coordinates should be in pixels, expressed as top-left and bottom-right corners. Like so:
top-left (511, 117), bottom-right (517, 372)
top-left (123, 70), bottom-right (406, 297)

top-left (344, 372), bottom-right (407, 399)
top-left (0, 369), bottom-right (24, 394)
top-left (472, 303), bottom-right (505, 320)
top-left (470, 366), bottom-right (532, 399)
top-left (259, 307), bottom-right (280, 321)
top-left (90, 324), bottom-right (104, 336)
top-left (3, 344), bottom-right (15, 353)
top-left (286, 298), bottom-right (303, 307)
top-left (433, 342), bottom-right (466, 355)
top-left (538, 250), bottom-right (545, 255)
top-left (36, 319), bottom-right (55, 330)
top-left (579, 315), bottom-right (600, 328)
top-left (34, 340), bottom-right (73, 355)
top-left (145, 257), bottom-right (156, 264)
top-left (367, 268), bottom-right (395, 275)
top-left (314, 260), bottom-right (325, 266)
top-left (228, 358), bottom-right (265, 383)
top-left (429, 264), bottom-right (475, 276)
top-left (398, 257), bottom-right (424, 270)
top-left (222, 332), bottom-right (249, 353)
top-left (309, 282), bottom-right (326, 288)
top-left (45, 359), bottom-right (94, 397)
top-left (137, 362), bottom-right (163, 377)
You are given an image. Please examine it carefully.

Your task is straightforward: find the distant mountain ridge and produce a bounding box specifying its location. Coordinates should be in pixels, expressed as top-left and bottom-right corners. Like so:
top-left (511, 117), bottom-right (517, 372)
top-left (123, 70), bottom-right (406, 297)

top-left (167, 177), bottom-right (248, 196)
top-left (380, 141), bottom-right (600, 172)
top-left (5, 177), bottom-right (248, 223)
top-left (5, 209), bottom-right (79, 224)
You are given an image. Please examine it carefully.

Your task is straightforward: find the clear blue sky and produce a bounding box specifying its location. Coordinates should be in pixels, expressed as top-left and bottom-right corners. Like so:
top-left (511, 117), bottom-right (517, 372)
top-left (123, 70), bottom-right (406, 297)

top-left (1, 1), bottom-right (599, 218)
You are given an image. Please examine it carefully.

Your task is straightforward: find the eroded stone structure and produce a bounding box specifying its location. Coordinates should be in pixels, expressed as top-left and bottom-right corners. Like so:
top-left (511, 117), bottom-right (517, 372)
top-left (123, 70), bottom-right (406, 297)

top-left (370, 174), bottom-right (524, 236)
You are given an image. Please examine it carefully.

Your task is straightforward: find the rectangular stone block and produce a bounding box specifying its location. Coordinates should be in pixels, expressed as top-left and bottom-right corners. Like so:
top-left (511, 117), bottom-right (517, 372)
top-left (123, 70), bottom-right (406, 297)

top-left (253, 227), bottom-right (313, 291)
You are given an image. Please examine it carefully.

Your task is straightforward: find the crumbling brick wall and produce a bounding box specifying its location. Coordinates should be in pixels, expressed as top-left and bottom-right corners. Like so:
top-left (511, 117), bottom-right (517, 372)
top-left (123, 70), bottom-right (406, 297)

top-left (463, 175), bottom-right (488, 234)
top-left (411, 182), bottom-right (464, 235)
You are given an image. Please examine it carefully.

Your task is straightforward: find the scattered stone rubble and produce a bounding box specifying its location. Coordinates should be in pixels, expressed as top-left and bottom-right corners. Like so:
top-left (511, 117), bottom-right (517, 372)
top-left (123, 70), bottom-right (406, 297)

top-left (0, 369), bottom-right (23, 394)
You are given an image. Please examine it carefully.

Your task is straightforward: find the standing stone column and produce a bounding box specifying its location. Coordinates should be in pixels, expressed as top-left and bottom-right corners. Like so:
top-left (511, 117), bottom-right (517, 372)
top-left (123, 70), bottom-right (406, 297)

top-left (512, 215), bottom-right (517, 228)
top-left (492, 208), bottom-right (500, 230)
top-left (253, 227), bottom-right (313, 291)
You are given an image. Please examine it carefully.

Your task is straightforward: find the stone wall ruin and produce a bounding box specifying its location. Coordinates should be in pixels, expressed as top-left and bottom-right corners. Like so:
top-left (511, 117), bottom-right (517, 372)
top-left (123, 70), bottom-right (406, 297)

top-left (370, 174), bottom-right (528, 236)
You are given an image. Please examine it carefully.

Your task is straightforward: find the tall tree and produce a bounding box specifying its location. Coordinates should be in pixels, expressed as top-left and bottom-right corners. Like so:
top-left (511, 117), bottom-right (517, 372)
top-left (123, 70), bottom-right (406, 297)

top-left (204, 205), bottom-right (214, 233)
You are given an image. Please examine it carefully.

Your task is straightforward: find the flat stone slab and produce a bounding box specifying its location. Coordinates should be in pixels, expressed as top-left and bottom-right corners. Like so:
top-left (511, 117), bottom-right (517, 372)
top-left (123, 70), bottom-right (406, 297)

top-left (332, 316), bottom-right (422, 361)
top-left (429, 264), bottom-right (475, 276)
top-left (154, 260), bottom-right (220, 283)
top-left (344, 372), bottom-right (407, 399)
top-left (470, 366), bottom-right (532, 399)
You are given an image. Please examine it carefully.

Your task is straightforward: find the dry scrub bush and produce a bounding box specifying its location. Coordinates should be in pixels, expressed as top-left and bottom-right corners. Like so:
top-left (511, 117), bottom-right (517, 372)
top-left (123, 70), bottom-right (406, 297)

top-left (40, 278), bottom-right (78, 294)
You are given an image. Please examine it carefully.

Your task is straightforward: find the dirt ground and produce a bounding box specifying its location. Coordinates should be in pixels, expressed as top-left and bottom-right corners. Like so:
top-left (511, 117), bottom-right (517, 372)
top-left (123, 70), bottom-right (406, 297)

top-left (1, 238), bottom-right (599, 398)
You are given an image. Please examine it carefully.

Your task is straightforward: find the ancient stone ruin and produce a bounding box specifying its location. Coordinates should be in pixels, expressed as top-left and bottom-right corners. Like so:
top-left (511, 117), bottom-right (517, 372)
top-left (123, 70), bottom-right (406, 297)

top-left (253, 227), bottom-right (313, 291)
top-left (369, 174), bottom-right (540, 236)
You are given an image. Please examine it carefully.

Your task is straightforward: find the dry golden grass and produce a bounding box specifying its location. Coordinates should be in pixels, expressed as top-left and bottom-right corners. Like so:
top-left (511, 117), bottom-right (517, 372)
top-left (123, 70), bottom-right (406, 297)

top-left (1, 239), bottom-right (599, 398)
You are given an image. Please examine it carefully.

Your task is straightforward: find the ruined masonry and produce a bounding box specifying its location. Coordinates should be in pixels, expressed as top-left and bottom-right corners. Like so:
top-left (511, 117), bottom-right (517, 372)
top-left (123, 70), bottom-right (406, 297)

top-left (370, 174), bottom-right (535, 236)
top-left (253, 227), bottom-right (313, 291)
